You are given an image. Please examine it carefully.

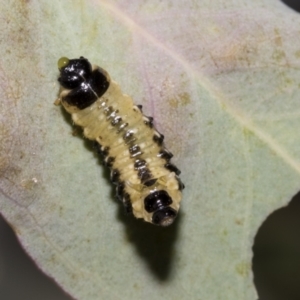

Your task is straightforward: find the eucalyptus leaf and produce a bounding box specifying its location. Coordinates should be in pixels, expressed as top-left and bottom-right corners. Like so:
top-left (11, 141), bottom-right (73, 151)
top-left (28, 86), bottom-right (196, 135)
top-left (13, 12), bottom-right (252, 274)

top-left (1, 1), bottom-right (300, 299)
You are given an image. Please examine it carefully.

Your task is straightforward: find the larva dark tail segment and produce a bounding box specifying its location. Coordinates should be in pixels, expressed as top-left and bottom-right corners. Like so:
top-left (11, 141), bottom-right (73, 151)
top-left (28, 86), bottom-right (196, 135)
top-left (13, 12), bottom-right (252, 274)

top-left (57, 57), bottom-right (184, 226)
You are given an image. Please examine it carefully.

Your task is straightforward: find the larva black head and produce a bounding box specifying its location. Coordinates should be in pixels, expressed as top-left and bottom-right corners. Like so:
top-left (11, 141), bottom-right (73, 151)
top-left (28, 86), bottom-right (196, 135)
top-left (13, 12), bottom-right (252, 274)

top-left (58, 57), bottom-right (92, 89)
top-left (144, 190), bottom-right (177, 226)
top-left (57, 57), bottom-right (110, 110)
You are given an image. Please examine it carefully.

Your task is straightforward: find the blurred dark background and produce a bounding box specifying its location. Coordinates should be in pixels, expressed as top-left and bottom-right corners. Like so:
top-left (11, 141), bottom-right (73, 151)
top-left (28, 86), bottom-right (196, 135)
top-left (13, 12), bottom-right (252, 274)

top-left (281, 0), bottom-right (300, 12)
top-left (253, 191), bottom-right (300, 300)
top-left (0, 215), bottom-right (73, 300)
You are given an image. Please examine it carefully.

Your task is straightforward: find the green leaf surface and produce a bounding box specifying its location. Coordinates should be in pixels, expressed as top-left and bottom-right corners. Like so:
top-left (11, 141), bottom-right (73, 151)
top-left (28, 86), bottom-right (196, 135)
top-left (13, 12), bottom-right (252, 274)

top-left (1, 0), bottom-right (300, 299)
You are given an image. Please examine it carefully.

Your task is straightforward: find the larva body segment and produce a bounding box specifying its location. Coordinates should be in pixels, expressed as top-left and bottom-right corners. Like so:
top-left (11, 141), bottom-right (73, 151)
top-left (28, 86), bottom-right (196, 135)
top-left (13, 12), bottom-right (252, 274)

top-left (57, 57), bottom-right (184, 226)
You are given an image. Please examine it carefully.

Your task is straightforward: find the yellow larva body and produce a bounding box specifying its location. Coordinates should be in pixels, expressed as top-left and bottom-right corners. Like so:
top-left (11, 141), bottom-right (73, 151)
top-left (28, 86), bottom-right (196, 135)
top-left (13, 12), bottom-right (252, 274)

top-left (57, 57), bottom-right (184, 226)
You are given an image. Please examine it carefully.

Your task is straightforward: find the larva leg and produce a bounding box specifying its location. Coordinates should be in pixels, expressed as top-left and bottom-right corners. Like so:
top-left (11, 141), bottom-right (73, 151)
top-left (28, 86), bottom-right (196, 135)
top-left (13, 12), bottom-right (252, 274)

top-left (54, 98), bottom-right (61, 106)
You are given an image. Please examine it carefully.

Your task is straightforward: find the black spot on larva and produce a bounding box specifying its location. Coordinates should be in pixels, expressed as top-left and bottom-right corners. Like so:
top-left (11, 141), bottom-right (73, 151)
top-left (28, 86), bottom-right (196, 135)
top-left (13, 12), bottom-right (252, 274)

top-left (117, 122), bottom-right (128, 133)
top-left (111, 116), bottom-right (122, 126)
top-left (164, 162), bottom-right (181, 176)
top-left (93, 143), bottom-right (109, 165)
top-left (137, 105), bottom-right (143, 111)
top-left (93, 141), bottom-right (102, 154)
top-left (129, 145), bottom-right (142, 157)
top-left (133, 105), bottom-right (141, 112)
top-left (107, 109), bottom-right (119, 121)
top-left (176, 177), bottom-right (185, 190)
top-left (143, 178), bottom-right (157, 187)
top-left (116, 182), bottom-right (124, 201)
top-left (133, 158), bottom-right (152, 183)
top-left (89, 68), bottom-right (110, 98)
top-left (138, 168), bottom-right (152, 182)
top-left (134, 159), bottom-right (147, 169)
top-left (110, 169), bottom-right (120, 184)
top-left (101, 146), bottom-right (110, 157)
top-left (123, 130), bottom-right (134, 143)
top-left (94, 144), bottom-right (109, 157)
top-left (105, 156), bottom-right (115, 167)
top-left (104, 106), bottom-right (114, 116)
top-left (123, 193), bottom-right (133, 214)
top-left (144, 190), bottom-right (173, 213)
top-left (152, 207), bottom-right (177, 226)
top-left (157, 149), bottom-right (173, 161)
top-left (153, 132), bottom-right (164, 146)
top-left (63, 83), bottom-right (98, 110)
top-left (144, 116), bottom-right (153, 128)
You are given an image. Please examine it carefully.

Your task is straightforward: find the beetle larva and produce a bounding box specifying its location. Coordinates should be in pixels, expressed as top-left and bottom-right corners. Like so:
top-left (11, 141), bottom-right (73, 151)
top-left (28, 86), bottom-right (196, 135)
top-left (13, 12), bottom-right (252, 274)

top-left (57, 56), bottom-right (184, 226)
